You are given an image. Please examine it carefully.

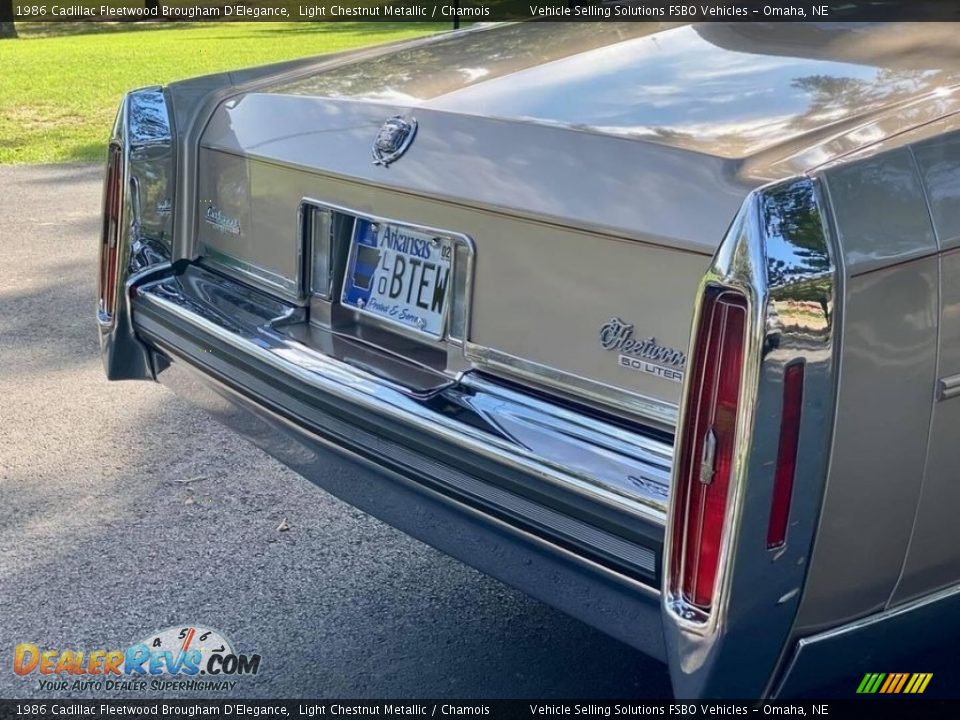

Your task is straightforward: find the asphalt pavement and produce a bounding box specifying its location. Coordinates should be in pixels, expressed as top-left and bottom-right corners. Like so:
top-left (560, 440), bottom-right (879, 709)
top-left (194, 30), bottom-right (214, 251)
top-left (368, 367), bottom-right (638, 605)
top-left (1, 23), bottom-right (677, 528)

top-left (0, 164), bottom-right (672, 699)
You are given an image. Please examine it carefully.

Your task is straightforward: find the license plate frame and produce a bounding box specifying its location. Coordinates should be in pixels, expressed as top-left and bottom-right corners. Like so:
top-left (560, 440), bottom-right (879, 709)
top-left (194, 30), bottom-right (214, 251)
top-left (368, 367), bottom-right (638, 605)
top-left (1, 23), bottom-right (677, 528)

top-left (340, 218), bottom-right (455, 340)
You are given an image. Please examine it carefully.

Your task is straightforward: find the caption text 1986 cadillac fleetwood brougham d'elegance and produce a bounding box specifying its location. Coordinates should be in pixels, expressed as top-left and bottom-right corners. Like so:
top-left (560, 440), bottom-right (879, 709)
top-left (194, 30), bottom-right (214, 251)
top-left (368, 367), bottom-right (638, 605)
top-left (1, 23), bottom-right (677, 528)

top-left (97, 22), bottom-right (960, 698)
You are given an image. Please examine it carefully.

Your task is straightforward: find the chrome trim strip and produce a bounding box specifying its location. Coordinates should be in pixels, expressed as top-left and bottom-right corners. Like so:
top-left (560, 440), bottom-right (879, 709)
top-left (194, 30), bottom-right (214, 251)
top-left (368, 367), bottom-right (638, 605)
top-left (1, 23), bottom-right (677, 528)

top-left (937, 374), bottom-right (960, 400)
top-left (136, 277), bottom-right (672, 526)
top-left (201, 246), bottom-right (301, 298)
top-left (461, 374), bottom-right (673, 466)
top-left (296, 196), bottom-right (476, 351)
top-left (807, 581), bottom-right (960, 647)
top-left (774, 581), bottom-right (960, 697)
top-left (464, 345), bottom-right (679, 431)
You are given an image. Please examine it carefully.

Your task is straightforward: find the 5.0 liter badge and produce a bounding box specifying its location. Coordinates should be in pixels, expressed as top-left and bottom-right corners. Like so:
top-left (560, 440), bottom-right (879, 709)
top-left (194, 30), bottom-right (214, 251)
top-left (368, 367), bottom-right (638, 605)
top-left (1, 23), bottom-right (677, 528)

top-left (599, 317), bottom-right (686, 383)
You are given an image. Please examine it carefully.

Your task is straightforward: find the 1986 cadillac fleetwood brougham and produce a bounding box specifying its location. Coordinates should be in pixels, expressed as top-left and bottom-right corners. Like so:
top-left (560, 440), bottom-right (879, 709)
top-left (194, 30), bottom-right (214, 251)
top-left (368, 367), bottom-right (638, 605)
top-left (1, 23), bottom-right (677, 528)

top-left (97, 22), bottom-right (960, 697)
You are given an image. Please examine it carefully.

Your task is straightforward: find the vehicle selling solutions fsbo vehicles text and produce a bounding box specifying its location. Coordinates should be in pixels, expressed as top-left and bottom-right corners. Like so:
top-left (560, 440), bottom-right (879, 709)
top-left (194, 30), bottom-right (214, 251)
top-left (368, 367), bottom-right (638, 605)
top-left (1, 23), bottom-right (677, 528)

top-left (528, 4), bottom-right (826, 18)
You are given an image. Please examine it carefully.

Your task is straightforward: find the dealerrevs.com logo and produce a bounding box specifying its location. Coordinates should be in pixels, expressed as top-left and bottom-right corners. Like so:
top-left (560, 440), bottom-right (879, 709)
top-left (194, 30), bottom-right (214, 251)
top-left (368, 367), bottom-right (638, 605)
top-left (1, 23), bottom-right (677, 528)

top-left (13, 625), bottom-right (262, 693)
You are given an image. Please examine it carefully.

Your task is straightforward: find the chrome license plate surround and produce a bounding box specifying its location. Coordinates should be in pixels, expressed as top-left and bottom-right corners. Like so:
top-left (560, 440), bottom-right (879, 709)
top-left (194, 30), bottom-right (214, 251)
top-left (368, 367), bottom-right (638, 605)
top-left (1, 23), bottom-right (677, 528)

top-left (341, 218), bottom-right (455, 340)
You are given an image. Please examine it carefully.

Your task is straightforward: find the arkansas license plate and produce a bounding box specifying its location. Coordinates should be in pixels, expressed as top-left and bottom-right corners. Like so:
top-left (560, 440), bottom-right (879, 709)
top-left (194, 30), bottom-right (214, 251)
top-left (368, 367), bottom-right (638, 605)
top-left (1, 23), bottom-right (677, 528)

top-left (341, 219), bottom-right (453, 338)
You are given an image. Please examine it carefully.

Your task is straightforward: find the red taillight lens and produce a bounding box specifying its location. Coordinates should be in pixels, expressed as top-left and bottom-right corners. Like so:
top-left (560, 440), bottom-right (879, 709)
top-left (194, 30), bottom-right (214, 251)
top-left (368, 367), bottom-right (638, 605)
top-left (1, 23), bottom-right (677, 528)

top-left (767, 363), bottom-right (805, 549)
top-left (671, 289), bottom-right (747, 611)
top-left (99, 144), bottom-right (123, 320)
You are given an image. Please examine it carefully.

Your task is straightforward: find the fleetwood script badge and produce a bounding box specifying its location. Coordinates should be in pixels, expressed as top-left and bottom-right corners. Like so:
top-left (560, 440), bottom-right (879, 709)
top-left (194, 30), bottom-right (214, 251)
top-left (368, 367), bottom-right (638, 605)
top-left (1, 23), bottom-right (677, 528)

top-left (600, 317), bottom-right (686, 383)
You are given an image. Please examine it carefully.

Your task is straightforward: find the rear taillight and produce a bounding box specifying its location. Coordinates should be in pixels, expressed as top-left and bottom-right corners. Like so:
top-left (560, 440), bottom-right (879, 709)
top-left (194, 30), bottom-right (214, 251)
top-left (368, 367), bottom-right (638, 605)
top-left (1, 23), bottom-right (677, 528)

top-left (671, 289), bottom-right (748, 611)
top-left (99, 144), bottom-right (123, 320)
top-left (767, 363), bottom-right (805, 549)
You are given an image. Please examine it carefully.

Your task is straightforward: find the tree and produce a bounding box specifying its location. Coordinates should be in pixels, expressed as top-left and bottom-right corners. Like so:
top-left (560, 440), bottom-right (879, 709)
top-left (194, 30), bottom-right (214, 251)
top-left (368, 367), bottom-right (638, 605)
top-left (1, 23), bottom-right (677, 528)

top-left (0, 0), bottom-right (17, 40)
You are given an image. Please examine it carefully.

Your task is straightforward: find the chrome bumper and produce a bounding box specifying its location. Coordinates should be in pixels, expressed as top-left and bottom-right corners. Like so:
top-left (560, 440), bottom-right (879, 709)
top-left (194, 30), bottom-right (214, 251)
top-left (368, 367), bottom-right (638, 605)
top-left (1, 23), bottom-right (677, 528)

top-left (130, 266), bottom-right (671, 636)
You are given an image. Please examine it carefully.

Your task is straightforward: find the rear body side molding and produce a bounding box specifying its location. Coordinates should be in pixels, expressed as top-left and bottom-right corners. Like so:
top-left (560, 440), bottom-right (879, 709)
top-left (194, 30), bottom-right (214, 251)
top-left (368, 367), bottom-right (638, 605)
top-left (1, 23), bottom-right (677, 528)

top-left (775, 580), bottom-right (960, 697)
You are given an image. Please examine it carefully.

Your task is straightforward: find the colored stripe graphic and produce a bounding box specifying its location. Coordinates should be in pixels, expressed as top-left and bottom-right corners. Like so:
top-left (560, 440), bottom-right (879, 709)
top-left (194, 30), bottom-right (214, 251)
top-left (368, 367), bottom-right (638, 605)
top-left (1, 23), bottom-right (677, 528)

top-left (894, 673), bottom-right (910, 693)
top-left (907, 673), bottom-right (933, 694)
top-left (857, 672), bottom-right (932, 694)
top-left (856, 673), bottom-right (886, 694)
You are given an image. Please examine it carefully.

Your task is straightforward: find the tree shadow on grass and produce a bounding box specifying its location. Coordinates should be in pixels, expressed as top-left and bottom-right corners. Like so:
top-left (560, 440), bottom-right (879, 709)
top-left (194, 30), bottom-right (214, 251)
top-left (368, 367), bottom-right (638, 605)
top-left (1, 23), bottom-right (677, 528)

top-left (249, 21), bottom-right (448, 36)
top-left (62, 141), bottom-right (110, 165)
top-left (0, 143), bottom-right (108, 166)
top-left (19, 20), bottom-right (446, 41)
top-left (19, 21), bottom-right (201, 39)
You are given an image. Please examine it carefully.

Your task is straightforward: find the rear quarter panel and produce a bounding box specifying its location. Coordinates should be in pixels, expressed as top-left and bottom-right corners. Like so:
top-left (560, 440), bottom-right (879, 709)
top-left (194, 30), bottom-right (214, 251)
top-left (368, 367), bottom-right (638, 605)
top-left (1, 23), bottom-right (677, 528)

top-left (795, 145), bottom-right (940, 633)
top-left (890, 126), bottom-right (960, 604)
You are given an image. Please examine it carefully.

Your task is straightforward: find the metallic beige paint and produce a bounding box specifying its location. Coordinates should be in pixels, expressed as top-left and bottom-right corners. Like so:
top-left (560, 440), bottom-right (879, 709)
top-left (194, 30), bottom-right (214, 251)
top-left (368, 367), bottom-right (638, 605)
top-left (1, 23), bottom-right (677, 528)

top-left (797, 122), bottom-right (960, 628)
top-left (271, 23), bottom-right (960, 179)
top-left (819, 148), bottom-right (938, 274)
top-left (794, 146), bottom-right (941, 631)
top-left (891, 249), bottom-right (960, 603)
top-left (915, 129), bottom-right (960, 252)
top-left (794, 255), bottom-right (939, 631)
top-left (199, 95), bottom-right (751, 255)
top-left (196, 148), bottom-right (708, 415)
top-left (889, 130), bottom-right (960, 603)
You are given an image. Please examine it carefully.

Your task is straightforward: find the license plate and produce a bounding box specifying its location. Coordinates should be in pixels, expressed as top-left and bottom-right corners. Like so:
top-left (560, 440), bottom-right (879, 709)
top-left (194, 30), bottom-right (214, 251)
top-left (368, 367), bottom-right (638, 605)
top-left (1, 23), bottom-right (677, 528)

top-left (341, 219), bottom-right (453, 338)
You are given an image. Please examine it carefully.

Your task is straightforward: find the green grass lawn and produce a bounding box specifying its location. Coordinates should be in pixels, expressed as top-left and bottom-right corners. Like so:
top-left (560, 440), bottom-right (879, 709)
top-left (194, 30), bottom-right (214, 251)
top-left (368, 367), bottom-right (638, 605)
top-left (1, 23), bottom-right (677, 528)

top-left (0, 22), bottom-right (442, 164)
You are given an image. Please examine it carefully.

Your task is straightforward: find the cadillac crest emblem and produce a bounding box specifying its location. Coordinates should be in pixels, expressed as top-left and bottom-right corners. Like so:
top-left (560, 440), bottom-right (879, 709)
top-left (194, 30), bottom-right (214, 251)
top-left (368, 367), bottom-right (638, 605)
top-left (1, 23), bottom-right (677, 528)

top-left (372, 116), bottom-right (417, 166)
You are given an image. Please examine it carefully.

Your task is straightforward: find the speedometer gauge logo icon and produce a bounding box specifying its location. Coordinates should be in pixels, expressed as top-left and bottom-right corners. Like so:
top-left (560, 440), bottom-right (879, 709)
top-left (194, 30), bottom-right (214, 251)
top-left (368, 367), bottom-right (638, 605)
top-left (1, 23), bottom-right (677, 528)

top-left (136, 625), bottom-right (234, 670)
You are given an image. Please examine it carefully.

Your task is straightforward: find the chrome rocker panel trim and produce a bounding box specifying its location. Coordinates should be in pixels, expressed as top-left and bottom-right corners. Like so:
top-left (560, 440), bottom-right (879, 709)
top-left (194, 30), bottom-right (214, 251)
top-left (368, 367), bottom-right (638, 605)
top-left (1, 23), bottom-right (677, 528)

top-left (774, 581), bottom-right (960, 697)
